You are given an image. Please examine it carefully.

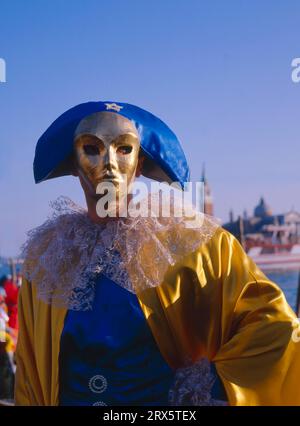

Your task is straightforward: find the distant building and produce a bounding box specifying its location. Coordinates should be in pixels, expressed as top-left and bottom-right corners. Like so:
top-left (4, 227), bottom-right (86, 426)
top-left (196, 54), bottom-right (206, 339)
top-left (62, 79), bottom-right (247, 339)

top-left (201, 164), bottom-right (214, 216)
top-left (223, 197), bottom-right (300, 249)
top-left (253, 197), bottom-right (273, 218)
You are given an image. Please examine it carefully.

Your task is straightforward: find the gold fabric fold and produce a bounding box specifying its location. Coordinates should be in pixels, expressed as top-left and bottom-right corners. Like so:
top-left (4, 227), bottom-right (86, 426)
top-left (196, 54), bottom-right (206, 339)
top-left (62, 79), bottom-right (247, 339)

top-left (137, 227), bottom-right (300, 405)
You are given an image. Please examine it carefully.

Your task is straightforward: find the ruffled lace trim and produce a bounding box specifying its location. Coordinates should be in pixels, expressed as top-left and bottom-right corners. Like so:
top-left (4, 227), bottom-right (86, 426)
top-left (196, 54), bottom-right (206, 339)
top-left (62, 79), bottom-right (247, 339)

top-left (22, 193), bottom-right (220, 310)
top-left (168, 357), bottom-right (227, 406)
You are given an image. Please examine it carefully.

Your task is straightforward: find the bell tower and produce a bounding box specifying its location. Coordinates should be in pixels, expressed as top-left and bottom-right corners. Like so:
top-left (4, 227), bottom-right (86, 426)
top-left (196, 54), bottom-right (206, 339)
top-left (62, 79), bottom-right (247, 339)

top-left (201, 164), bottom-right (214, 216)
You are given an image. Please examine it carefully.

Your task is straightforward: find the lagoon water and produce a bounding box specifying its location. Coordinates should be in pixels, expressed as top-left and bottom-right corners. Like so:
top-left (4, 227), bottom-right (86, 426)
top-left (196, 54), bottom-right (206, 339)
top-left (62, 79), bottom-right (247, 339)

top-left (267, 270), bottom-right (298, 312)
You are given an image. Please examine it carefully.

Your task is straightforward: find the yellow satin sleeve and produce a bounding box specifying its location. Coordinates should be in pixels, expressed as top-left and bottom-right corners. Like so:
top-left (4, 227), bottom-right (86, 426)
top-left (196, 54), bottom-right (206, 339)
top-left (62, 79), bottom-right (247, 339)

top-left (137, 227), bottom-right (300, 406)
top-left (14, 278), bottom-right (67, 405)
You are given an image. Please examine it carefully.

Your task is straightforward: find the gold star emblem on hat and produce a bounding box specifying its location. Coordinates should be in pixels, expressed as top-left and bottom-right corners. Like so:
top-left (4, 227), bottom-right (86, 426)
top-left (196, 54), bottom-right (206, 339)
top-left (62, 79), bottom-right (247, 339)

top-left (104, 103), bottom-right (123, 112)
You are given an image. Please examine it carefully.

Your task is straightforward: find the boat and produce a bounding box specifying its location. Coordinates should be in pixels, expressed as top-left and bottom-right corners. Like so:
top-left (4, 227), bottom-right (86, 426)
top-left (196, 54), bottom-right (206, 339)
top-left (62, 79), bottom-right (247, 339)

top-left (248, 244), bottom-right (300, 271)
top-left (241, 221), bottom-right (300, 271)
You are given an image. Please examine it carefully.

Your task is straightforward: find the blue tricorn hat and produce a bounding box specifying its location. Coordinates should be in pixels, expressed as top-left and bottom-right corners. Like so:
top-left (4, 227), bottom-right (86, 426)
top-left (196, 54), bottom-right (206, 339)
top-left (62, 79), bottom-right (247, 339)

top-left (34, 101), bottom-right (190, 188)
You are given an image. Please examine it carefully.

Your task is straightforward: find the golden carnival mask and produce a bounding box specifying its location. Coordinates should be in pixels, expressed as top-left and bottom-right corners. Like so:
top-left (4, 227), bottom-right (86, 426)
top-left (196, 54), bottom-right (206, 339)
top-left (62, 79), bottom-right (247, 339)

top-left (74, 112), bottom-right (141, 208)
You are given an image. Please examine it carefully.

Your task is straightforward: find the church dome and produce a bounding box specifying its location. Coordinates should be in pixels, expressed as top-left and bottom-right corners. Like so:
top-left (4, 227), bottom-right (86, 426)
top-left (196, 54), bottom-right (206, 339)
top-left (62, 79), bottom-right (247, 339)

top-left (254, 197), bottom-right (272, 218)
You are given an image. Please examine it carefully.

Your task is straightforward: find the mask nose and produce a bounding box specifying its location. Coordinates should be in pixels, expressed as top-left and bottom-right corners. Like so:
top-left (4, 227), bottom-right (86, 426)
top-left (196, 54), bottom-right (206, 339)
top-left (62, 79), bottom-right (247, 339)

top-left (103, 145), bottom-right (117, 173)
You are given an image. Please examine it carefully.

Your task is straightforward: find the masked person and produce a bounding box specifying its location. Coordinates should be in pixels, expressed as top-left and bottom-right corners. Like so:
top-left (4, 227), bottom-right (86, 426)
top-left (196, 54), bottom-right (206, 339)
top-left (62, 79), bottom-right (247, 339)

top-left (15, 101), bottom-right (300, 406)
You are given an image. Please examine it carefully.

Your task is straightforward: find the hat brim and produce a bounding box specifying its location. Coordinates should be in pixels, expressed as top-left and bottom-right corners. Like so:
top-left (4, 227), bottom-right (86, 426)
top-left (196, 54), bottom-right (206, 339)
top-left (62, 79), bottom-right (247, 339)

top-left (34, 101), bottom-right (190, 188)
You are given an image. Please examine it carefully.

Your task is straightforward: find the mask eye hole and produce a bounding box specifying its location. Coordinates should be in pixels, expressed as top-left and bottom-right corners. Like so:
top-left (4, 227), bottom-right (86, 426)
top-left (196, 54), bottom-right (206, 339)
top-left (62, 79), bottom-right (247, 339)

top-left (83, 145), bottom-right (100, 156)
top-left (117, 145), bottom-right (132, 155)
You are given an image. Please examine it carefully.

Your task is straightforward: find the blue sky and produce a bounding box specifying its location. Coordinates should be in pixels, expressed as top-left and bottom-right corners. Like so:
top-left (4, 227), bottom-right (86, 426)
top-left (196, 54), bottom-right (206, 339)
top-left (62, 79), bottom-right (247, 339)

top-left (0, 0), bottom-right (299, 256)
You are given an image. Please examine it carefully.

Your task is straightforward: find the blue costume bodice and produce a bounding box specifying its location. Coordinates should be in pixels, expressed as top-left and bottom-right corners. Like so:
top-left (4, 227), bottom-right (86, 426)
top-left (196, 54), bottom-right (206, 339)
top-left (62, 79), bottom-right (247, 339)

top-left (58, 274), bottom-right (175, 406)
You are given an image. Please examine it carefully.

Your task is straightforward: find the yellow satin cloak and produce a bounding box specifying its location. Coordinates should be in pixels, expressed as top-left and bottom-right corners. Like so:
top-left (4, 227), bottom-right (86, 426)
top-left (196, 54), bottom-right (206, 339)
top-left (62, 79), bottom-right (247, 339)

top-left (15, 227), bottom-right (300, 405)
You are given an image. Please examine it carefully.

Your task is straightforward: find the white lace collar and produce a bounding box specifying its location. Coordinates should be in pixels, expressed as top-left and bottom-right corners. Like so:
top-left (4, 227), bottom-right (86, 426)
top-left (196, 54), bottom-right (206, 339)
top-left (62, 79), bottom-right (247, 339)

top-left (22, 194), bottom-right (220, 311)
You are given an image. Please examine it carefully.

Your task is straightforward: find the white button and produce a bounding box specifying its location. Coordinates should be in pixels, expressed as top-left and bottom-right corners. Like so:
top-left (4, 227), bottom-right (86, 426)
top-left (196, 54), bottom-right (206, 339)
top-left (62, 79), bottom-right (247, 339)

top-left (88, 375), bottom-right (108, 393)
